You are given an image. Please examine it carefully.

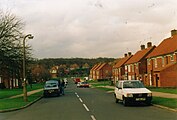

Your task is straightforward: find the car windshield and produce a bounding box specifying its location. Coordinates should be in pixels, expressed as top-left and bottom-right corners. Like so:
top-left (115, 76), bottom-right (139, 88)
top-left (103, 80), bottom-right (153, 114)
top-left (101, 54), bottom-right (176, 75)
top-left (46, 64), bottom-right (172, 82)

top-left (123, 81), bottom-right (145, 88)
top-left (45, 82), bottom-right (58, 88)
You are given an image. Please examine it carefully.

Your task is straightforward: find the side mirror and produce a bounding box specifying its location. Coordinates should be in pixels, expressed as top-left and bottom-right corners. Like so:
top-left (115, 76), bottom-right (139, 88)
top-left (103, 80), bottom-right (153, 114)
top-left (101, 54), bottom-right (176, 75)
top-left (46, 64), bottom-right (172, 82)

top-left (117, 87), bottom-right (122, 89)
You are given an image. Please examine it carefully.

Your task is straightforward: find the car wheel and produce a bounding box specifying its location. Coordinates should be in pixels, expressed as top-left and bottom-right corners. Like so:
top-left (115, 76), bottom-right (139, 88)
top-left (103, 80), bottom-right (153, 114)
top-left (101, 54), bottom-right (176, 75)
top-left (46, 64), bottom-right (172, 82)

top-left (145, 101), bottom-right (151, 106)
top-left (123, 97), bottom-right (128, 106)
top-left (115, 98), bottom-right (119, 103)
top-left (43, 94), bottom-right (47, 98)
top-left (114, 94), bottom-right (119, 103)
top-left (57, 93), bottom-right (60, 97)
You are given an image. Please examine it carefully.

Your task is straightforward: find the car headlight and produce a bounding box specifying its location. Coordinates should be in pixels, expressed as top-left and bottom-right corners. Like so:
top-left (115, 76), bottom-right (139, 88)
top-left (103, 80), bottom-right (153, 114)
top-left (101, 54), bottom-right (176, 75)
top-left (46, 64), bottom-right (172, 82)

top-left (127, 93), bottom-right (133, 97)
top-left (147, 93), bottom-right (152, 97)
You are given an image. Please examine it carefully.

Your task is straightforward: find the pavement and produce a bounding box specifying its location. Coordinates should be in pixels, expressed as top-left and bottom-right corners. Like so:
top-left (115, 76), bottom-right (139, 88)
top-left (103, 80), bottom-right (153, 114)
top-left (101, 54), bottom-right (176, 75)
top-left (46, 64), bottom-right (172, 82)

top-left (9, 88), bottom-right (43, 99)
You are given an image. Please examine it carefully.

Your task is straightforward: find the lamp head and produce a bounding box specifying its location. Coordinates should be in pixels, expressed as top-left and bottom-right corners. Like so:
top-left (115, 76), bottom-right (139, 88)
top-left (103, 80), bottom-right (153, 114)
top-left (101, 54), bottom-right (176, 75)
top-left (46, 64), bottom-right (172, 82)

top-left (27, 34), bottom-right (34, 39)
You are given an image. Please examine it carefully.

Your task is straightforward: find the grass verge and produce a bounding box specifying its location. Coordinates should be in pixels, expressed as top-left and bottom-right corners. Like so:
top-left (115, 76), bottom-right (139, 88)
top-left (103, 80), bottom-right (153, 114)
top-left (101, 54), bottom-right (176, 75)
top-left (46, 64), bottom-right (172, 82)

top-left (95, 87), bottom-right (114, 91)
top-left (152, 97), bottom-right (177, 109)
top-left (149, 88), bottom-right (177, 94)
top-left (0, 83), bottom-right (44, 99)
top-left (89, 81), bottom-right (112, 87)
top-left (0, 91), bottom-right (42, 111)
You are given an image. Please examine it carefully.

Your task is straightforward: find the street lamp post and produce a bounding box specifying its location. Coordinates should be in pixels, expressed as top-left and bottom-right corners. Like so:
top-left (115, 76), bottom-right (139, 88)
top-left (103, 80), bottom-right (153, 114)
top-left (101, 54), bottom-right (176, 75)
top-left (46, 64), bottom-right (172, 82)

top-left (23, 34), bottom-right (34, 102)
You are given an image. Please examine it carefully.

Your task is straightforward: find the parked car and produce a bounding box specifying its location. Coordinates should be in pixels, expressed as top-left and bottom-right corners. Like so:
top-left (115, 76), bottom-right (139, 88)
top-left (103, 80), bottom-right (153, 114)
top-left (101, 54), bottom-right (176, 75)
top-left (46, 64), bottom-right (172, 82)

top-left (77, 82), bottom-right (89, 88)
top-left (74, 78), bottom-right (81, 84)
top-left (43, 80), bottom-right (60, 97)
top-left (114, 80), bottom-right (152, 106)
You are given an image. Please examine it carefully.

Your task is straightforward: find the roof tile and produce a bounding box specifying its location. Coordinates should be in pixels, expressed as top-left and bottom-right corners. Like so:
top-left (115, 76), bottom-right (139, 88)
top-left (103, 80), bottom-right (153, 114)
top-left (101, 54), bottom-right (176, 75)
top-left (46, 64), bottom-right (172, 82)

top-left (126, 46), bottom-right (155, 64)
top-left (147, 34), bottom-right (177, 58)
top-left (114, 55), bottom-right (133, 68)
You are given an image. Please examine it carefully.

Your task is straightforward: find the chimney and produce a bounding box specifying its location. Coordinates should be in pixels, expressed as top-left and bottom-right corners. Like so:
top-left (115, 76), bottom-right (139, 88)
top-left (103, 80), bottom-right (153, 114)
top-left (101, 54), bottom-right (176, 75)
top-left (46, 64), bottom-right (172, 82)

top-left (124, 53), bottom-right (127, 57)
top-left (140, 45), bottom-right (145, 50)
top-left (171, 29), bottom-right (177, 36)
top-left (147, 42), bottom-right (152, 48)
top-left (128, 52), bottom-right (131, 56)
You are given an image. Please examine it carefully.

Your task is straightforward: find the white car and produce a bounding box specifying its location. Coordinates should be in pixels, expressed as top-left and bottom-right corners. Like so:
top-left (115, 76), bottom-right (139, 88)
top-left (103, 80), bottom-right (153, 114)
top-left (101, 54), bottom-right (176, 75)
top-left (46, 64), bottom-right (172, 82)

top-left (114, 80), bottom-right (152, 106)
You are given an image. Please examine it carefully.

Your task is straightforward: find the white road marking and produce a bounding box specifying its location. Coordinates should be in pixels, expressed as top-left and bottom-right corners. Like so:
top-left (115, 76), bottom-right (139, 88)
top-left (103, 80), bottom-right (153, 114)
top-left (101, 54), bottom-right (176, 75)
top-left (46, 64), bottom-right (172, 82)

top-left (83, 104), bottom-right (90, 111)
top-left (91, 115), bottom-right (96, 120)
top-left (76, 95), bottom-right (79, 98)
top-left (75, 92), bottom-right (77, 95)
top-left (79, 98), bottom-right (83, 103)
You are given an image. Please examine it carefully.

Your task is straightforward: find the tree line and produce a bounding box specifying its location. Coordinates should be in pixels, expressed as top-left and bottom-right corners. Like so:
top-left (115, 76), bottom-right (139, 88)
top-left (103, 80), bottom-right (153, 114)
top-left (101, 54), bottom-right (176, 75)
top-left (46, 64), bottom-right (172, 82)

top-left (36, 57), bottom-right (115, 70)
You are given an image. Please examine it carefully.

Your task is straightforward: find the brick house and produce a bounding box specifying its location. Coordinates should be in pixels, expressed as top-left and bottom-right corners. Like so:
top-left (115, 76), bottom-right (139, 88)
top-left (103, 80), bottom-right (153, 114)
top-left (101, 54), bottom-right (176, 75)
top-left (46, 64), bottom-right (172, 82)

top-left (50, 66), bottom-right (59, 78)
top-left (89, 64), bottom-right (99, 79)
top-left (96, 63), bottom-right (112, 80)
top-left (92, 63), bottom-right (102, 80)
top-left (124, 42), bottom-right (156, 82)
top-left (146, 30), bottom-right (177, 87)
top-left (113, 53), bottom-right (132, 83)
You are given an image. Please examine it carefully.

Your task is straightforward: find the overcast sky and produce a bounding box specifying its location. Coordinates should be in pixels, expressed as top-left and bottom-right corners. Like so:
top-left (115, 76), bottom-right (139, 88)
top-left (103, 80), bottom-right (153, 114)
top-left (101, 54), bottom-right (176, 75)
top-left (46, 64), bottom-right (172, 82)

top-left (1, 0), bottom-right (177, 58)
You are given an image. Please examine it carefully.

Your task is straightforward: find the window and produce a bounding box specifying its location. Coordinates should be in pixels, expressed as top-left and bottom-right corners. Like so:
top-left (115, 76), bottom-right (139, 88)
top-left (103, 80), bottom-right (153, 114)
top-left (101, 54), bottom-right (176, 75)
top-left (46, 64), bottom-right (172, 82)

top-left (118, 68), bottom-right (121, 73)
top-left (132, 64), bottom-right (134, 72)
top-left (132, 75), bottom-right (135, 79)
top-left (125, 65), bottom-right (127, 70)
top-left (128, 65), bottom-right (131, 72)
top-left (162, 57), bottom-right (164, 67)
top-left (171, 55), bottom-right (174, 61)
top-left (154, 58), bottom-right (157, 68)
top-left (148, 59), bottom-right (151, 65)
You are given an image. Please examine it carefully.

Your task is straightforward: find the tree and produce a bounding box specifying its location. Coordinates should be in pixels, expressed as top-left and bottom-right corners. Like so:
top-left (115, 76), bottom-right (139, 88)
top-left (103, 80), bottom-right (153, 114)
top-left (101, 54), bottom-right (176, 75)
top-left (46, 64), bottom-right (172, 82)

top-left (0, 10), bottom-right (32, 88)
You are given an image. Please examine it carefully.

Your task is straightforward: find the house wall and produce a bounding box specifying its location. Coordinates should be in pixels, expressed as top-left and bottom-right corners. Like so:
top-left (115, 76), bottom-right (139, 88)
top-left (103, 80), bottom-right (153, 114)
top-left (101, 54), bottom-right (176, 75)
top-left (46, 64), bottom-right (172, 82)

top-left (126, 60), bottom-right (147, 82)
top-left (160, 63), bottom-right (177, 87)
top-left (97, 64), bottom-right (112, 80)
top-left (147, 53), bottom-right (177, 87)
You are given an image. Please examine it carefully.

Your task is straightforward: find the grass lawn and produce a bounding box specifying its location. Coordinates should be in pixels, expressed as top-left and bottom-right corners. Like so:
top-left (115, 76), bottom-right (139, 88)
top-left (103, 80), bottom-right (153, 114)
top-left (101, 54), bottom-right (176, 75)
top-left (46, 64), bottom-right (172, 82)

top-left (152, 97), bottom-right (177, 109)
top-left (0, 83), bottom-right (44, 99)
top-left (95, 87), bottom-right (114, 91)
top-left (149, 88), bottom-right (177, 94)
top-left (0, 91), bottom-right (42, 111)
top-left (89, 81), bottom-right (112, 87)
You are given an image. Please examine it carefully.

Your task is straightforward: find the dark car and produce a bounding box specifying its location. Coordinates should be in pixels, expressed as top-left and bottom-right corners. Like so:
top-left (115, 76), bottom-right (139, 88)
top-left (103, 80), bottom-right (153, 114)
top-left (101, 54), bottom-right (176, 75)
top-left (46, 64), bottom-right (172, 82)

top-left (43, 80), bottom-right (60, 97)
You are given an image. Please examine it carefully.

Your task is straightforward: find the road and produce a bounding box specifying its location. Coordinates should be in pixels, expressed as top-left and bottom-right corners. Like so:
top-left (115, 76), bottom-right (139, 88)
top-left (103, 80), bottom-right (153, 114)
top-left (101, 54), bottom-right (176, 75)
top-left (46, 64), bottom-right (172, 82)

top-left (0, 79), bottom-right (176, 120)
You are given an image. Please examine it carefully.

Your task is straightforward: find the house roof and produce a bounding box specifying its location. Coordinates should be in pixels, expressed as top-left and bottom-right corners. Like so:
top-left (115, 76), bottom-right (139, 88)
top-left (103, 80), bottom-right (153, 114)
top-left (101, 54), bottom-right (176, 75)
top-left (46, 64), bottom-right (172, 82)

top-left (147, 34), bottom-right (177, 58)
top-left (125, 46), bottom-right (155, 64)
top-left (90, 64), bottom-right (99, 71)
top-left (93, 63), bottom-right (102, 71)
top-left (113, 55), bottom-right (133, 68)
top-left (97, 63), bottom-right (107, 70)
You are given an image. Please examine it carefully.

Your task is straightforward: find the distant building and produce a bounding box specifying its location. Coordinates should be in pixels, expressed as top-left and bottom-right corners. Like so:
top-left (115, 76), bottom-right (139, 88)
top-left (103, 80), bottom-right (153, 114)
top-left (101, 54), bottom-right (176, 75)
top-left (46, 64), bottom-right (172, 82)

top-left (90, 63), bottom-right (112, 80)
top-left (50, 66), bottom-right (59, 78)
top-left (96, 63), bottom-right (112, 80)
top-left (89, 64), bottom-right (99, 79)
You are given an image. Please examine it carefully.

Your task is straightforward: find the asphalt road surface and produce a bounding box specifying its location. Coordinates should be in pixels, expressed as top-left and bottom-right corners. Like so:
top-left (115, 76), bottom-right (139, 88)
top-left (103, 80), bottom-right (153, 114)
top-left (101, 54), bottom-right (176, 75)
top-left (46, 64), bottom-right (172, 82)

top-left (0, 79), bottom-right (176, 120)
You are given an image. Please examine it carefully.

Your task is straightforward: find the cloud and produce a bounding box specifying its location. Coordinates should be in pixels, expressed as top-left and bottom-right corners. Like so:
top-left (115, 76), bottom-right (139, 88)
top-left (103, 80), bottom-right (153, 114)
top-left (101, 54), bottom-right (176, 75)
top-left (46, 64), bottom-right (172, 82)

top-left (1, 0), bottom-right (177, 58)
